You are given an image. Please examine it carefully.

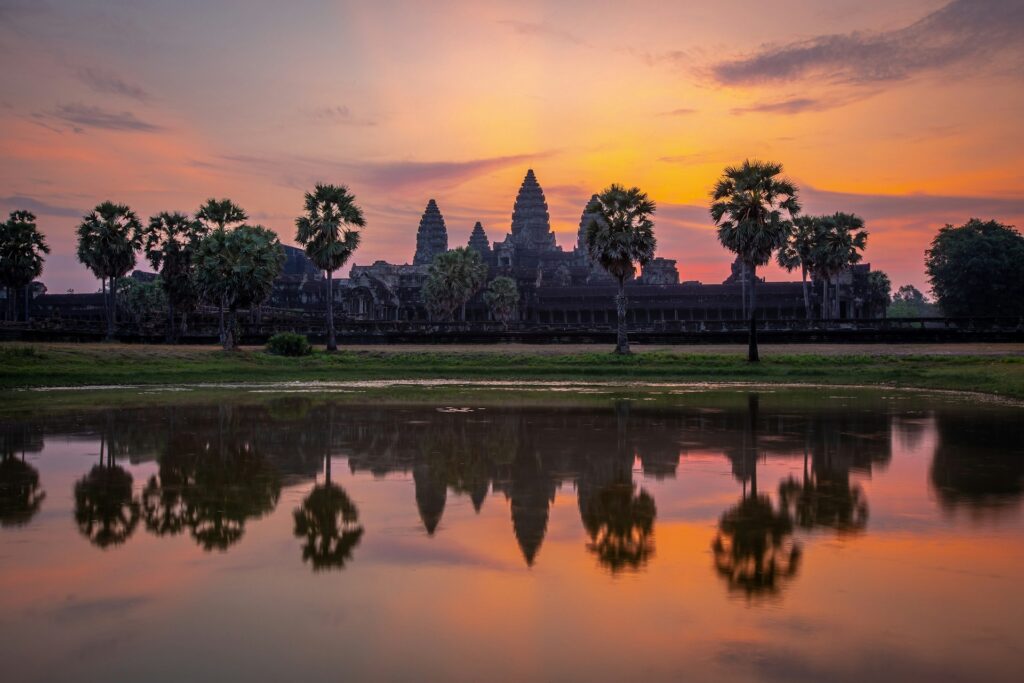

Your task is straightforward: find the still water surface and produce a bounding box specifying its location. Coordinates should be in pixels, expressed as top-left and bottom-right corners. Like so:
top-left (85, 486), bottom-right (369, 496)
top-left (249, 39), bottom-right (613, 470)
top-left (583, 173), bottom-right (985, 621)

top-left (1, 386), bottom-right (1022, 682)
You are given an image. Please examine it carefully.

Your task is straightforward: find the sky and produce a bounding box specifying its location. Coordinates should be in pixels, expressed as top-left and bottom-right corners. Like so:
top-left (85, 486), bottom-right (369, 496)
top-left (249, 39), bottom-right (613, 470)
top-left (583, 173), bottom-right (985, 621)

top-left (1, 0), bottom-right (1023, 295)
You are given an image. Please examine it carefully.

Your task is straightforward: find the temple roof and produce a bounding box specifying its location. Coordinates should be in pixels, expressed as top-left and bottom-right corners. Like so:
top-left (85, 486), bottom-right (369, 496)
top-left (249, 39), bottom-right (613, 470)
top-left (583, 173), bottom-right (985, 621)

top-left (413, 199), bottom-right (448, 266)
top-left (509, 169), bottom-right (556, 252)
top-left (576, 194), bottom-right (600, 253)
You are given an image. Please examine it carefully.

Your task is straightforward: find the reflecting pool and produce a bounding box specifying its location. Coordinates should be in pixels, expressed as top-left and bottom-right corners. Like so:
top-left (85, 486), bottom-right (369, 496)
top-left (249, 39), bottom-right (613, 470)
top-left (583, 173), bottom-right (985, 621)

top-left (1, 386), bottom-right (1022, 682)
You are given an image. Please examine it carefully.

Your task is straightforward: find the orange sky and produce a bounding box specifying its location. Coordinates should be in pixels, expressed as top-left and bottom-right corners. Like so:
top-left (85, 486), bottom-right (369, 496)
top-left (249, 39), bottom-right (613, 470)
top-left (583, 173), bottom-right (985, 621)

top-left (1, 0), bottom-right (1022, 294)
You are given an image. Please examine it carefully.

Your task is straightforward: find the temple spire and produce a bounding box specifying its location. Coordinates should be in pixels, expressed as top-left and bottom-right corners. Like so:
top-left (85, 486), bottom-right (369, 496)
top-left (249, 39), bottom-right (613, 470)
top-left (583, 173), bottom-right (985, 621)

top-left (468, 221), bottom-right (490, 255)
top-left (509, 169), bottom-right (556, 252)
top-left (413, 199), bottom-right (448, 266)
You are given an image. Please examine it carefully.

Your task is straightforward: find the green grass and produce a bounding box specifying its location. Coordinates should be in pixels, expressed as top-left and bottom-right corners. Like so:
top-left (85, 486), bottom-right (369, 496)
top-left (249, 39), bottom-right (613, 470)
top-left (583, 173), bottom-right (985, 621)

top-left (2, 343), bottom-right (1023, 401)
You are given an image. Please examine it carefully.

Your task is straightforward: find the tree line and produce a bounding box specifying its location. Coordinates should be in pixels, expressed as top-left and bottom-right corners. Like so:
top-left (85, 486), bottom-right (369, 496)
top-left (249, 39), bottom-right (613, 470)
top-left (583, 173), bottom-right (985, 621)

top-left (2, 164), bottom-right (1022, 356)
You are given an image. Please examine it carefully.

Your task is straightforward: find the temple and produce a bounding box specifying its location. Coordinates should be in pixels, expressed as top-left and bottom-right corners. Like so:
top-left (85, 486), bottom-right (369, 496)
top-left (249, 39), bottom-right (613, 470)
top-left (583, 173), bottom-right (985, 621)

top-left (327, 168), bottom-right (877, 322)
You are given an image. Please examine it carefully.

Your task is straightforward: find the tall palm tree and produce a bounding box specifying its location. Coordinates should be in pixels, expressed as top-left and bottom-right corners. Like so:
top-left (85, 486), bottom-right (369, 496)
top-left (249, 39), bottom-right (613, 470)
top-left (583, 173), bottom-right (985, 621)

top-left (195, 199), bottom-right (248, 344)
top-left (76, 202), bottom-right (142, 341)
top-left (777, 215), bottom-right (818, 319)
top-left (141, 211), bottom-right (208, 342)
top-left (812, 212), bottom-right (868, 319)
top-left (482, 275), bottom-right (519, 327)
top-left (710, 160), bottom-right (800, 362)
top-left (583, 184), bottom-right (657, 355)
top-left (295, 184), bottom-right (365, 352)
top-left (195, 224), bottom-right (285, 350)
top-left (421, 247), bottom-right (488, 321)
top-left (0, 211), bottom-right (49, 323)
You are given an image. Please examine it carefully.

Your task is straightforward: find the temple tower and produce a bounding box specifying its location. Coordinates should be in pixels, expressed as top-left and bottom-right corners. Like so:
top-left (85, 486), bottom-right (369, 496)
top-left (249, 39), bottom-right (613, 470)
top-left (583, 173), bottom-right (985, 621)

top-left (467, 221), bottom-right (491, 256)
top-left (413, 199), bottom-right (448, 266)
top-left (576, 194), bottom-right (600, 255)
top-left (509, 169), bottom-right (556, 251)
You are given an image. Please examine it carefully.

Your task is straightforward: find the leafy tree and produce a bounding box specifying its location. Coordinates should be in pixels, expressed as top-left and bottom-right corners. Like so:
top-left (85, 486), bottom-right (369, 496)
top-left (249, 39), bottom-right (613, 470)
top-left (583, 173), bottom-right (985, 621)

top-left (195, 199), bottom-right (248, 343)
top-left (888, 284), bottom-right (938, 318)
top-left (925, 218), bottom-right (1024, 318)
top-left (811, 212), bottom-right (868, 319)
top-left (776, 215), bottom-right (818, 319)
top-left (76, 202), bottom-right (142, 341)
top-left (711, 493), bottom-right (801, 599)
top-left (116, 276), bottom-right (168, 328)
top-left (865, 270), bottom-right (891, 319)
top-left (710, 160), bottom-right (799, 361)
top-left (0, 453), bottom-right (45, 528)
top-left (195, 225), bottom-right (285, 350)
top-left (0, 211), bottom-right (49, 322)
top-left (482, 275), bottom-right (519, 326)
top-left (583, 184), bottom-right (657, 354)
top-left (421, 247), bottom-right (487, 321)
top-left (295, 183), bottom-right (365, 352)
top-left (141, 211), bottom-right (208, 341)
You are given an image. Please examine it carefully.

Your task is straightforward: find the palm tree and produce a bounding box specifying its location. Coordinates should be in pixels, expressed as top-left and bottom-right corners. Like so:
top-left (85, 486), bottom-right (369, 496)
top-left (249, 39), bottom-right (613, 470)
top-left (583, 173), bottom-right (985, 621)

top-left (812, 212), bottom-right (868, 319)
top-left (140, 211), bottom-right (208, 342)
top-left (73, 434), bottom-right (140, 549)
top-left (195, 199), bottom-right (248, 344)
top-left (0, 211), bottom-right (50, 323)
top-left (75, 202), bottom-right (142, 341)
top-left (482, 275), bottom-right (519, 326)
top-left (710, 160), bottom-right (800, 362)
top-left (194, 224), bottom-right (285, 350)
top-left (580, 478), bottom-right (656, 573)
top-left (295, 184), bottom-right (365, 352)
top-left (777, 215), bottom-right (818, 319)
top-left (583, 184), bottom-right (657, 354)
top-left (421, 247), bottom-right (488, 321)
top-left (293, 450), bottom-right (364, 571)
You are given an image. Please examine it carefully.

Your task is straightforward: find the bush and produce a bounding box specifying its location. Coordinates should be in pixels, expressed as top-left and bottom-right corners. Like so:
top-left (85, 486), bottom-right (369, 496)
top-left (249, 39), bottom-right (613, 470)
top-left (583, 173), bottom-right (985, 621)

top-left (266, 332), bottom-right (312, 357)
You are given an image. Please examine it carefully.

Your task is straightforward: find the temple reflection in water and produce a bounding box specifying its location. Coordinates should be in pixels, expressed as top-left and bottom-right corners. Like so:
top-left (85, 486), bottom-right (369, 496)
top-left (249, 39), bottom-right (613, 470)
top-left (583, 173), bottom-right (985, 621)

top-left (2, 391), bottom-right (1021, 594)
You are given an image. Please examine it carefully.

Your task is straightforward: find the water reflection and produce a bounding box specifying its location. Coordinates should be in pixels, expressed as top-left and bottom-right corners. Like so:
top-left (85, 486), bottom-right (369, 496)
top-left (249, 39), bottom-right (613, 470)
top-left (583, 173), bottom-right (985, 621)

top-left (0, 424), bottom-right (45, 527)
top-left (1, 393), bottom-right (1021, 582)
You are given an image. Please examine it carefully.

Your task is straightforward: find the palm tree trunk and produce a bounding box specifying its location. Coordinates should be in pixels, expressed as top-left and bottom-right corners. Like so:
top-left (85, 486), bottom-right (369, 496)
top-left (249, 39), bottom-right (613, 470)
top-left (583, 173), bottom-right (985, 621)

top-left (218, 296), bottom-right (225, 345)
top-left (223, 306), bottom-right (236, 350)
top-left (615, 278), bottom-right (630, 354)
top-left (106, 277), bottom-right (116, 342)
top-left (6, 286), bottom-right (12, 321)
top-left (801, 266), bottom-right (810, 319)
top-left (741, 261), bottom-right (747, 319)
top-left (167, 299), bottom-right (176, 343)
top-left (24, 284), bottom-right (31, 322)
top-left (326, 269), bottom-right (337, 352)
top-left (747, 261), bottom-right (759, 363)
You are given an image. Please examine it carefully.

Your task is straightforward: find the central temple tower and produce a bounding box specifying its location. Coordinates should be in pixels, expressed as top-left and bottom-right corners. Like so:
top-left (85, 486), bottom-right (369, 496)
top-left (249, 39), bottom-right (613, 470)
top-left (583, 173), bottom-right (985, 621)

top-left (509, 169), bottom-right (557, 252)
top-left (413, 199), bottom-right (448, 266)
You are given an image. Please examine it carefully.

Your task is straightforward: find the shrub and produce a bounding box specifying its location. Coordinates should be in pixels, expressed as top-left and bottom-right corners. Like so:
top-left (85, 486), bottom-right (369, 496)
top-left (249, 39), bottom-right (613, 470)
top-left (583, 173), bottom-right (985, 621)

top-left (266, 332), bottom-right (312, 357)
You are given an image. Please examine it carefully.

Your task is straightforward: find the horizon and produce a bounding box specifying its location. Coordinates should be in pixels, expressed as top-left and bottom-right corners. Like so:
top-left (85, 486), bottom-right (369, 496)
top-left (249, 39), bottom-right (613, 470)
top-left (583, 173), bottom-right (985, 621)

top-left (2, 0), bottom-right (1023, 295)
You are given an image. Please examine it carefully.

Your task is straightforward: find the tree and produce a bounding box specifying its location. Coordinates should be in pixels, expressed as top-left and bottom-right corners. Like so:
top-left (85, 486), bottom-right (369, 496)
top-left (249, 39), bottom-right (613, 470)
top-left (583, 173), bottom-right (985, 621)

top-left (293, 453), bottom-right (363, 571)
top-left (925, 218), bottom-right (1024, 318)
top-left (0, 211), bottom-right (50, 323)
top-left (116, 276), bottom-right (167, 328)
top-left (583, 184), bottom-right (657, 354)
top-left (195, 224), bottom-right (285, 350)
top-left (76, 202), bottom-right (142, 341)
top-left (141, 211), bottom-right (209, 342)
top-left (421, 247), bottom-right (487, 321)
top-left (482, 275), bottom-right (519, 326)
top-left (888, 284), bottom-right (937, 318)
top-left (73, 436), bottom-right (140, 549)
top-left (776, 215), bottom-right (818, 319)
top-left (865, 270), bottom-right (891, 319)
top-left (710, 160), bottom-right (799, 361)
top-left (580, 478), bottom-right (656, 574)
top-left (0, 453), bottom-right (45, 528)
top-left (811, 212), bottom-right (868, 319)
top-left (195, 199), bottom-right (248, 344)
top-left (295, 183), bottom-right (365, 352)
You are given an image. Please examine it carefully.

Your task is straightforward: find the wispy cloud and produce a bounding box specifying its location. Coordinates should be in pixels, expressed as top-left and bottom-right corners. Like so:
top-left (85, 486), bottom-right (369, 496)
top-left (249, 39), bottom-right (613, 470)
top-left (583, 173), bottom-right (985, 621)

top-left (76, 67), bottom-right (154, 103)
top-left (710, 0), bottom-right (1024, 86)
top-left (0, 195), bottom-right (83, 218)
top-left (44, 103), bottom-right (162, 133)
top-left (730, 97), bottom-right (827, 115)
top-left (304, 105), bottom-right (376, 127)
top-left (659, 107), bottom-right (698, 117)
top-left (498, 19), bottom-right (587, 46)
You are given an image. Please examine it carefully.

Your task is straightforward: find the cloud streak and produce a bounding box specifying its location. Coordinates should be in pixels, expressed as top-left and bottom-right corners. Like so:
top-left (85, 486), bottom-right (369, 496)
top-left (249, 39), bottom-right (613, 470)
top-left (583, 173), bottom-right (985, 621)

top-left (44, 103), bottom-right (162, 132)
top-left (710, 0), bottom-right (1024, 86)
top-left (76, 67), bottom-right (154, 103)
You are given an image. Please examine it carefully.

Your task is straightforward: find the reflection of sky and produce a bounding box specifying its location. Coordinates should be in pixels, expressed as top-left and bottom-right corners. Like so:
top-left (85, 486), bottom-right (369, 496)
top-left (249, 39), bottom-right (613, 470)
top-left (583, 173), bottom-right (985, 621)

top-left (2, 1), bottom-right (1024, 295)
top-left (2, 408), bottom-right (1023, 681)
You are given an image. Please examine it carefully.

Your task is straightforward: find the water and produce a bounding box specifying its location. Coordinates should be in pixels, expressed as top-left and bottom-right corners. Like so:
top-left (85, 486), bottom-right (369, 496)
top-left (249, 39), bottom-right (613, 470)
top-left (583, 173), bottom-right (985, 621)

top-left (1, 387), bottom-right (1022, 682)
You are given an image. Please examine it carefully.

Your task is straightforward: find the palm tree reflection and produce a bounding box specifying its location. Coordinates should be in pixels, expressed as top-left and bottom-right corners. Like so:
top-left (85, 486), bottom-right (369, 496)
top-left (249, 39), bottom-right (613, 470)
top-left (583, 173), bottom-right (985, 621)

top-left (294, 453), bottom-right (364, 571)
top-left (581, 478), bottom-right (656, 574)
top-left (74, 434), bottom-right (140, 548)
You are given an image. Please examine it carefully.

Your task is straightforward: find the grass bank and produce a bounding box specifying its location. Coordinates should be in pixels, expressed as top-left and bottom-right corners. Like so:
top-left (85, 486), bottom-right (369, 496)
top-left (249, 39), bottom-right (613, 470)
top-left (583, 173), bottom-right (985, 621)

top-left (2, 343), bottom-right (1023, 400)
